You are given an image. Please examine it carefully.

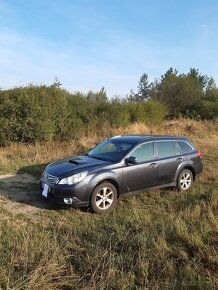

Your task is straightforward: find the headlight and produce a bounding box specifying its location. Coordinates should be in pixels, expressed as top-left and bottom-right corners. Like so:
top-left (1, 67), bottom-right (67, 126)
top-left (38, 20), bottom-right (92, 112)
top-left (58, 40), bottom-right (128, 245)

top-left (58, 171), bottom-right (88, 185)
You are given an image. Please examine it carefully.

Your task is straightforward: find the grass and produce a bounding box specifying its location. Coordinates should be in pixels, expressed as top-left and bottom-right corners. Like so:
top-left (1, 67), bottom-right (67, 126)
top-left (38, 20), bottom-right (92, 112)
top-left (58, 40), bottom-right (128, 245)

top-left (0, 118), bottom-right (217, 289)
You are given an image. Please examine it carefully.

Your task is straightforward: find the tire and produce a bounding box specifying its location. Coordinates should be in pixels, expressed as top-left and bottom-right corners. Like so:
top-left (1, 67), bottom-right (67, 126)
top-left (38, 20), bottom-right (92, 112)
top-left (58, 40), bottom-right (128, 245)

top-left (40, 181), bottom-right (44, 190)
top-left (90, 182), bottom-right (117, 214)
top-left (177, 169), bottom-right (193, 191)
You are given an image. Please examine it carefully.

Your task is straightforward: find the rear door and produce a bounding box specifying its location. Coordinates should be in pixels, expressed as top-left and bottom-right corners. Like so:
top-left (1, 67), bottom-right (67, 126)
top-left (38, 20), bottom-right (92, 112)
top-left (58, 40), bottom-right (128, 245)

top-left (155, 141), bottom-right (179, 185)
top-left (122, 142), bottom-right (158, 193)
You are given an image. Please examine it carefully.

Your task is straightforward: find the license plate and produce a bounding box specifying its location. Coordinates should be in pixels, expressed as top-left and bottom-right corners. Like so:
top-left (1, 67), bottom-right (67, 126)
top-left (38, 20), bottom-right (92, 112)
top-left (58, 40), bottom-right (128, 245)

top-left (42, 183), bottom-right (49, 197)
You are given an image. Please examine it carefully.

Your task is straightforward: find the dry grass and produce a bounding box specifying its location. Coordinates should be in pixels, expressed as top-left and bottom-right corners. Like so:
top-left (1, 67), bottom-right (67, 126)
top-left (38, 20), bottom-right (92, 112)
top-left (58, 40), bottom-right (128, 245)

top-left (0, 118), bottom-right (217, 289)
top-left (1, 118), bottom-right (217, 179)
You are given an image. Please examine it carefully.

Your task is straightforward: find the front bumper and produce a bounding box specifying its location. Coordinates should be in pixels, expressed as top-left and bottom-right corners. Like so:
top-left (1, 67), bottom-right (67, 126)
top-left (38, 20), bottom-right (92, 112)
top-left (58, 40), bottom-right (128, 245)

top-left (40, 179), bottom-right (90, 207)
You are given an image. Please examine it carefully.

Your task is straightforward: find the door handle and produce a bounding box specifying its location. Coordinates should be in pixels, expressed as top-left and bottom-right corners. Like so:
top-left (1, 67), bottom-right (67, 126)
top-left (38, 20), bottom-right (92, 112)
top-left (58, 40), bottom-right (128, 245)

top-left (176, 157), bottom-right (183, 162)
top-left (149, 162), bottom-right (158, 168)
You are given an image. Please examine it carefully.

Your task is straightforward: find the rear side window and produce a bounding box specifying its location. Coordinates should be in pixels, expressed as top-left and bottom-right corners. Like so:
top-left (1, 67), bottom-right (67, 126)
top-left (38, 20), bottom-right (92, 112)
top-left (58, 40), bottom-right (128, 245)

top-left (156, 141), bottom-right (175, 158)
top-left (174, 142), bottom-right (181, 155)
top-left (176, 141), bottom-right (193, 154)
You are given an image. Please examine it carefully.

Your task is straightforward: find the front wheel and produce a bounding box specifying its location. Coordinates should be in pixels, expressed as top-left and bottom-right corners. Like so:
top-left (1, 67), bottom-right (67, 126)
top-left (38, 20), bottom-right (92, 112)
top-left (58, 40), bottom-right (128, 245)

top-left (177, 169), bottom-right (193, 191)
top-left (90, 182), bottom-right (117, 214)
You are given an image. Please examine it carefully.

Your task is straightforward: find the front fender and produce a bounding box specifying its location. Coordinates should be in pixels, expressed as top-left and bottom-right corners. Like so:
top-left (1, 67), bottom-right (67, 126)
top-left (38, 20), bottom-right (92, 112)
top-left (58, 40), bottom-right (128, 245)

top-left (87, 170), bottom-right (122, 195)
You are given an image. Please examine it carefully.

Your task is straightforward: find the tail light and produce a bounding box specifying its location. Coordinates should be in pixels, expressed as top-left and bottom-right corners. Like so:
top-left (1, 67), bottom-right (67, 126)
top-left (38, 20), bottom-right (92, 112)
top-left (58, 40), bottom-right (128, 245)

top-left (196, 151), bottom-right (201, 157)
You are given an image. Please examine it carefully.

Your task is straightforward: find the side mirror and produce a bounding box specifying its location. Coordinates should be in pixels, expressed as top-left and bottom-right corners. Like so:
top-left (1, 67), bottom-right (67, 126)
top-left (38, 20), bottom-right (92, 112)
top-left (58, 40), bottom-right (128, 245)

top-left (125, 156), bottom-right (138, 165)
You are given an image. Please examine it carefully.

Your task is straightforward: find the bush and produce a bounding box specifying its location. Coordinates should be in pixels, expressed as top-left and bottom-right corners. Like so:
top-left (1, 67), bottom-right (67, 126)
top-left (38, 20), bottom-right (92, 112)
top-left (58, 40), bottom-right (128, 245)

top-left (0, 85), bottom-right (167, 146)
top-left (190, 99), bottom-right (218, 119)
top-left (143, 101), bottom-right (168, 124)
top-left (127, 101), bottom-right (167, 124)
top-left (0, 86), bottom-right (86, 145)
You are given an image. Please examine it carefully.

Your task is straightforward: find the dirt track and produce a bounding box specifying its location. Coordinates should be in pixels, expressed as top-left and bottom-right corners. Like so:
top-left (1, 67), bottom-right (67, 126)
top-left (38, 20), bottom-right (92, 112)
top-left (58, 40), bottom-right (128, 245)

top-left (0, 173), bottom-right (47, 215)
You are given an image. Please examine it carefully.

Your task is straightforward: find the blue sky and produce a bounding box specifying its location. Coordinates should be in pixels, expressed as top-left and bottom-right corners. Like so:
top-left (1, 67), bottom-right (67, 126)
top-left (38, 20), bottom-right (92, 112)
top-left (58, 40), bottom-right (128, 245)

top-left (0, 0), bottom-right (218, 97)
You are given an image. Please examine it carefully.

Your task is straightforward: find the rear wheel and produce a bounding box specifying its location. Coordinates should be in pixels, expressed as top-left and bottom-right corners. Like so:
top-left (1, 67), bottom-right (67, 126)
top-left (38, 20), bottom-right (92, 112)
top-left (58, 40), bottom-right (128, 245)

top-left (177, 169), bottom-right (193, 191)
top-left (90, 182), bottom-right (117, 214)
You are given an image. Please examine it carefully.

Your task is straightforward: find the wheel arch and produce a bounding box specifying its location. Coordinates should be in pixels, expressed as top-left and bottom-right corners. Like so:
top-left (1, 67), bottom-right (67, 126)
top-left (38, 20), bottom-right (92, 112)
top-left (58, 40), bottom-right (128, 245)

top-left (175, 164), bottom-right (196, 183)
top-left (182, 166), bottom-right (196, 181)
top-left (92, 178), bottom-right (120, 198)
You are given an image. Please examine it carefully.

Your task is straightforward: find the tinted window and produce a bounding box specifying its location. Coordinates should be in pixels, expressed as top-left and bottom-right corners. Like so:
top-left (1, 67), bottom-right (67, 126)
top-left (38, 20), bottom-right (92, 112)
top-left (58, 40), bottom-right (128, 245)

top-left (156, 141), bottom-right (174, 158)
top-left (130, 142), bottom-right (154, 163)
top-left (177, 141), bottom-right (193, 154)
top-left (88, 140), bottom-right (133, 162)
top-left (174, 142), bottom-right (181, 155)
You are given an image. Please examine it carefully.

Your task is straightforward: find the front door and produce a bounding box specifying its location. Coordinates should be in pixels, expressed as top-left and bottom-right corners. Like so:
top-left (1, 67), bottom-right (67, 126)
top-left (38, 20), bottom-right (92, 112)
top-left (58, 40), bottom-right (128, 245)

top-left (122, 142), bottom-right (158, 193)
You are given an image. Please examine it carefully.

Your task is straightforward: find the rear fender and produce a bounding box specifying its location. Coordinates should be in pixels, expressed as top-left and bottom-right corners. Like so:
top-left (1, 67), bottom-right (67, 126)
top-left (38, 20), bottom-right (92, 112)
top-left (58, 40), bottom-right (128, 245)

top-left (174, 161), bottom-right (195, 183)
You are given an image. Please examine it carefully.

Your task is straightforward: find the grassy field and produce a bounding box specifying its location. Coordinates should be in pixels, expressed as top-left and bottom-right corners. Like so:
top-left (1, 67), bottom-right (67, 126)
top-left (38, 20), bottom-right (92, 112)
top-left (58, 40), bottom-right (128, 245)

top-left (0, 118), bottom-right (217, 289)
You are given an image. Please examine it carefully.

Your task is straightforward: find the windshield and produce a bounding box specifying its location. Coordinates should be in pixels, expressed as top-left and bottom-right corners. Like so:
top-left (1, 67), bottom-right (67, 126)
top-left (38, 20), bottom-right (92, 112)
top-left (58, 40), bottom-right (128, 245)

top-left (87, 139), bottom-right (133, 162)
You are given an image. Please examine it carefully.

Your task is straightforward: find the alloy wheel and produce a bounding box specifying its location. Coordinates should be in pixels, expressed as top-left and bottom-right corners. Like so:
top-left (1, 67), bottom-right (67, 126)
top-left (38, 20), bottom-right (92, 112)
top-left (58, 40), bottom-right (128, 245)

top-left (180, 172), bottom-right (192, 190)
top-left (95, 187), bottom-right (114, 210)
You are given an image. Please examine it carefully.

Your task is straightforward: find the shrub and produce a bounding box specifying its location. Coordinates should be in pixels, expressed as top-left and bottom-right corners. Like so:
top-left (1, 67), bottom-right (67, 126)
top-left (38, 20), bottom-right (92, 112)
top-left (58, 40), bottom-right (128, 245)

top-left (127, 101), bottom-right (167, 124)
top-left (0, 85), bottom-right (167, 146)
top-left (190, 99), bottom-right (218, 120)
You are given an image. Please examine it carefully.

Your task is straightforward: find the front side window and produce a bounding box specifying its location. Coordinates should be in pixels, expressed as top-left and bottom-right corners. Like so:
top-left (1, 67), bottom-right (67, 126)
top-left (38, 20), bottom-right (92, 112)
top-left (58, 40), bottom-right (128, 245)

top-left (130, 142), bottom-right (154, 163)
top-left (88, 140), bottom-right (133, 162)
top-left (156, 141), bottom-right (175, 158)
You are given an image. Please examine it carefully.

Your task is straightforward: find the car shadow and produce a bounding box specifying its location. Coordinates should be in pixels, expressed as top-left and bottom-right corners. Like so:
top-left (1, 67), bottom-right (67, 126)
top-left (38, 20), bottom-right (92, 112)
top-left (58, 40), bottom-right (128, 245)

top-left (0, 163), bottom-right (89, 212)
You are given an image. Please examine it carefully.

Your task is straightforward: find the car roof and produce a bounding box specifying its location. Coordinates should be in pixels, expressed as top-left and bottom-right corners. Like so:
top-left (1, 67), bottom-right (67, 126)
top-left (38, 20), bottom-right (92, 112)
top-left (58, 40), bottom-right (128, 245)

top-left (110, 134), bottom-right (188, 144)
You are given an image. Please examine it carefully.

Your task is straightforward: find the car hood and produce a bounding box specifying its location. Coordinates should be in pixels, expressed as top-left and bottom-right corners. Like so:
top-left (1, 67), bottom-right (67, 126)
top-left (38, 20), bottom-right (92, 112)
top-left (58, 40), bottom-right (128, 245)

top-left (45, 155), bottom-right (112, 178)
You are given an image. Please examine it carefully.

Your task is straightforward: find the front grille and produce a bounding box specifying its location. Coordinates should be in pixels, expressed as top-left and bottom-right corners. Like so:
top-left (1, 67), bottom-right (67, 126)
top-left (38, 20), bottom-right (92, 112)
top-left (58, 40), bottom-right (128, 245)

top-left (43, 172), bottom-right (59, 186)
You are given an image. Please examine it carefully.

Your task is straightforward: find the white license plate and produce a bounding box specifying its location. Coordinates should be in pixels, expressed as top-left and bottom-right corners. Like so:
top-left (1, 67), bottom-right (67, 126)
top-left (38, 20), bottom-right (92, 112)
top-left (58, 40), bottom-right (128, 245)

top-left (42, 183), bottom-right (49, 197)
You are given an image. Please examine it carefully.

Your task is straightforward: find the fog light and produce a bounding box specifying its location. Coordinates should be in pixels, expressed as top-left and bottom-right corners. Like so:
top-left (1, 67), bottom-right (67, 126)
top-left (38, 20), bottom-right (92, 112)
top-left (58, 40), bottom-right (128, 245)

top-left (64, 198), bottom-right (73, 205)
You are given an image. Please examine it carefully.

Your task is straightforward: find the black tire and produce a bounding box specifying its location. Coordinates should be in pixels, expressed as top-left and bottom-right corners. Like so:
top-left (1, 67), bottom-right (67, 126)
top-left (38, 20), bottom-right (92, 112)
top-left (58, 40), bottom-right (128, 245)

top-left (90, 182), bottom-right (117, 214)
top-left (39, 181), bottom-right (43, 190)
top-left (177, 169), bottom-right (193, 191)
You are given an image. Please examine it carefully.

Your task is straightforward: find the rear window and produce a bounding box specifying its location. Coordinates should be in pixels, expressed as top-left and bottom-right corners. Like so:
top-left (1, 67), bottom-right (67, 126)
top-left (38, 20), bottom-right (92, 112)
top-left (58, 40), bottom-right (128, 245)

top-left (156, 141), bottom-right (175, 158)
top-left (176, 141), bottom-right (193, 154)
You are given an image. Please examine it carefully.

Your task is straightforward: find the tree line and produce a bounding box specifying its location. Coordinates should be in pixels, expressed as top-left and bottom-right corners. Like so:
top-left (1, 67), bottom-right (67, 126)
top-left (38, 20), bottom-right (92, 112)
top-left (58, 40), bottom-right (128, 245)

top-left (0, 67), bottom-right (217, 145)
top-left (129, 67), bottom-right (218, 119)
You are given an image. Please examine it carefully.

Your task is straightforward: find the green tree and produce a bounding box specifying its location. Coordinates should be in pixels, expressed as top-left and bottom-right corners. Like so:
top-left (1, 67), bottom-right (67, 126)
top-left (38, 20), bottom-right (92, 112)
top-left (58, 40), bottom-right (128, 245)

top-left (150, 68), bottom-right (203, 117)
top-left (86, 87), bottom-right (108, 104)
top-left (205, 77), bottom-right (218, 101)
top-left (126, 89), bottom-right (137, 103)
top-left (137, 73), bottom-right (150, 101)
top-left (188, 68), bottom-right (208, 92)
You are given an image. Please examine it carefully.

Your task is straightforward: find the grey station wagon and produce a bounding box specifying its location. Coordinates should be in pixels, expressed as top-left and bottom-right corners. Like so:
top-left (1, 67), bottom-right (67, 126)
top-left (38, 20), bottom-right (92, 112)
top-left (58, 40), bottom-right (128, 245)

top-left (40, 135), bottom-right (203, 213)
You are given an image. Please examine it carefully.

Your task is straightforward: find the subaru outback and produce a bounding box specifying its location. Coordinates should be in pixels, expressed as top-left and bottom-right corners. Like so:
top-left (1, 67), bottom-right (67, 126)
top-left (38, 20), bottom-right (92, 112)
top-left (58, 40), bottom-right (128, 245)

top-left (40, 135), bottom-right (203, 213)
